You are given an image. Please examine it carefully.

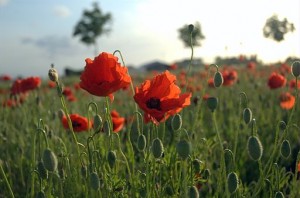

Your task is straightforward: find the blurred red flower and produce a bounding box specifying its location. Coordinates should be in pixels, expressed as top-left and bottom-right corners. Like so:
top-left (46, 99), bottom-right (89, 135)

top-left (169, 63), bottom-right (178, 70)
top-left (134, 70), bottom-right (191, 124)
top-left (62, 114), bottom-right (91, 132)
top-left (289, 79), bottom-right (300, 89)
top-left (111, 110), bottom-right (125, 133)
top-left (0, 74), bottom-right (12, 81)
top-left (80, 52), bottom-right (131, 100)
top-left (268, 72), bottom-right (286, 89)
top-left (279, 92), bottom-right (295, 110)
top-left (247, 61), bottom-right (256, 70)
top-left (48, 81), bottom-right (56, 88)
top-left (222, 69), bottom-right (238, 86)
top-left (11, 77), bottom-right (41, 95)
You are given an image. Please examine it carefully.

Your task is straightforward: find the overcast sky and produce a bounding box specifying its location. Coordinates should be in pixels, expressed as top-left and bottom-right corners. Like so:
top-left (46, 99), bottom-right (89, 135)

top-left (0, 0), bottom-right (299, 78)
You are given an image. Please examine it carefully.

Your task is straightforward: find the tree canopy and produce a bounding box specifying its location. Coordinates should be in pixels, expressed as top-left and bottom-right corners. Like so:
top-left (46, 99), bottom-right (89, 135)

top-left (178, 22), bottom-right (205, 47)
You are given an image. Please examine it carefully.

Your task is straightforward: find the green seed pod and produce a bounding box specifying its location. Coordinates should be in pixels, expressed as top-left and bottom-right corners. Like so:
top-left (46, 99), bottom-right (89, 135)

top-left (188, 186), bottom-right (199, 198)
top-left (81, 165), bottom-right (87, 179)
top-left (213, 71), bottom-right (223, 87)
top-left (103, 120), bottom-right (110, 134)
top-left (291, 61), bottom-right (300, 78)
top-left (227, 172), bottom-right (239, 194)
top-left (176, 139), bottom-right (192, 160)
top-left (275, 191), bottom-right (284, 198)
top-left (107, 150), bottom-right (117, 169)
top-left (247, 136), bottom-right (263, 161)
top-left (137, 134), bottom-right (147, 151)
top-left (203, 169), bottom-right (210, 180)
top-left (224, 149), bottom-right (234, 171)
top-left (93, 115), bottom-right (102, 133)
top-left (280, 139), bottom-right (291, 158)
top-left (207, 97), bottom-right (218, 112)
top-left (37, 161), bottom-right (48, 180)
top-left (165, 185), bottom-right (174, 196)
top-left (243, 108), bottom-right (252, 124)
top-left (152, 138), bottom-right (164, 158)
top-left (192, 159), bottom-right (203, 173)
top-left (171, 114), bottom-right (182, 131)
top-left (90, 172), bottom-right (100, 190)
top-left (279, 121), bottom-right (286, 131)
top-left (42, 148), bottom-right (58, 172)
top-left (36, 191), bottom-right (46, 198)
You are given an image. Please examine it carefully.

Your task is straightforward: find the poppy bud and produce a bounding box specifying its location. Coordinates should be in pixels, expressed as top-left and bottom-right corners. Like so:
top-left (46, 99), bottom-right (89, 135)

top-left (188, 24), bottom-right (194, 33)
top-left (42, 148), bottom-right (58, 172)
top-left (93, 115), bottom-right (103, 133)
top-left (279, 121), bottom-right (286, 130)
top-left (280, 139), bottom-right (291, 158)
top-left (192, 159), bottom-right (203, 173)
top-left (213, 71), bottom-right (223, 87)
top-left (36, 191), bottom-right (46, 198)
top-left (247, 136), bottom-right (263, 161)
top-left (165, 185), bottom-right (174, 196)
top-left (171, 114), bottom-right (182, 131)
top-left (243, 108), bottom-right (252, 124)
top-left (81, 165), bottom-right (87, 179)
top-left (90, 172), bottom-right (100, 190)
top-left (275, 191), bottom-right (284, 198)
top-left (137, 134), bottom-right (147, 151)
top-left (48, 68), bottom-right (58, 82)
top-left (107, 150), bottom-right (117, 169)
top-left (103, 120), bottom-right (110, 134)
top-left (207, 97), bottom-right (218, 112)
top-left (291, 61), bottom-right (300, 78)
top-left (176, 139), bottom-right (191, 160)
top-left (227, 172), bottom-right (239, 194)
top-left (224, 149), bottom-right (234, 171)
top-left (203, 169), bottom-right (210, 180)
top-left (188, 186), bottom-right (199, 198)
top-left (37, 161), bottom-right (48, 180)
top-left (152, 138), bottom-right (164, 158)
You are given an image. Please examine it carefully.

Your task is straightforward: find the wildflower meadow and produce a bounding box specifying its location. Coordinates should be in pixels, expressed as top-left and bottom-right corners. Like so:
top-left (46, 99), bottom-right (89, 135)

top-left (1, 35), bottom-right (300, 197)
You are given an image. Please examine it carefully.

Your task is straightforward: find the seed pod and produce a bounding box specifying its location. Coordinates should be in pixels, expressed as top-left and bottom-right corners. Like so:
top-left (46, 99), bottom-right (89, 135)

top-left (280, 139), bottom-right (291, 158)
top-left (93, 115), bottom-right (102, 133)
top-left (176, 139), bottom-right (191, 160)
top-left (192, 159), bottom-right (203, 173)
top-left (90, 172), bottom-right (100, 190)
top-left (275, 191), bottom-right (284, 198)
top-left (103, 120), bottom-right (110, 134)
top-left (243, 108), bottom-right (252, 124)
top-left (36, 191), bottom-right (46, 198)
top-left (247, 136), bottom-right (263, 161)
top-left (171, 114), bottom-right (182, 131)
top-left (107, 150), bottom-right (117, 169)
top-left (188, 186), bottom-right (199, 198)
top-left (207, 97), bottom-right (218, 112)
top-left (224, 149), bottom-right (234, 171)
top-left (213, 71), bottom-right (223, 87)
top-left (152, 138), bottom-right (164, 158)
top-left (291, 61), bottom-right (300, 77)
top-left (37, 161), bottom-right (48, 180)
top-left (227, 172), bottom-right (239, 194)
top-left (42, 148), bottom-right (58, 172)
top-left (137, 134), bottom-right (147, 151)
top-left (81, 165), bottom-right (87, 179)
top-left (279, 121), bottom-right (286, 131)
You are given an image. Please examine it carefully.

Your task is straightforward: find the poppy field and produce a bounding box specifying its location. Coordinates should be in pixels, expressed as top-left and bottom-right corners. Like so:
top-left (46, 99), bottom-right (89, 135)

top-left (1, 50), bottom-right (300, 198)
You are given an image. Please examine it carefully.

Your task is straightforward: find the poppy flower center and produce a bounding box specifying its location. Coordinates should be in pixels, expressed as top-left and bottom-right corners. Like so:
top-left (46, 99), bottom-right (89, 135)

top-left (72, 121), bottom-right (82, 128)
top-left (146, 97), bottom-right (161, 110)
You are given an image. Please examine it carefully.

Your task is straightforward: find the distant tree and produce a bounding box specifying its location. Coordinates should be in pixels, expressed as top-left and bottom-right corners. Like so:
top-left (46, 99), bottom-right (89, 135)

top-left (178, 22), bottom-right (205, 47)
top-left (263, 14), bottom-right (295, 42)
top-left (73, 2), bottom-right (112, 55)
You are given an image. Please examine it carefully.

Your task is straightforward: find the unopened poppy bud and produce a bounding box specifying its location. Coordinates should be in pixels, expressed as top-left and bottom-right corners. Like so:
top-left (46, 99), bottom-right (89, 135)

top-left (188, 24), bottom-right (194, 33)
top-left (165, 185), bottom-right (174, 196)
top-left (42, 148), bottom-right (58, 172)
top-left (192, 159), bottom-right (203, 173)
top-left (247, 136), bottom-right (263, 161)
top-left (224, 149), bottom-right (234, 171)
top-left (58, 165), bottom-right (65, 179)
top-left (213, 71), bottom-right (223, 87)
top-left (188, 186), bottom-right (199, 198)
top-left (227, 172), bottom-right (239, 194)
top-left (137, 134), bottom-right (147, 151)
top-left (81, 165), bottom-right (87, 179)
top-left (279, 121), bottom-right (286, 130)
top-left (90, 172), bottom-right (100, 190)
top-left (203, 169), bottom-right (210, 180)
top-left (48, 68), bottom-right (58, 82)
top-left (291, 61), bottom-right (300, 78)
top-left (243, 108), bottom-right (252, 124)
top-left (171, 114), bottom-right (182, 131)
top-left (37, 161), bottom-right (48, 180)
top-left (36, 191), bottom-right (46, 198)
top-left (103, 120), bottom-right (110, 134)
top-left (207, 97), bottom-right (218, 112)
top-left (152, 138), bottom-right (164, 158)
top-left (280, 139), bottom-right (291, 158)
top-left (107, 150), bottom-right (117, 169)
top-left (176, 139), bottom-right (191, 160)
top-left (93, 115), bottom-right (103, 132)
top-left (275, 191), bottom-right (284, 198)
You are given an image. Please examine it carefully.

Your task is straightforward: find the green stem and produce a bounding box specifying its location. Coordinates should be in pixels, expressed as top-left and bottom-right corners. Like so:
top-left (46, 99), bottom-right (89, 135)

top-left (0, 160), bottom-right (15, 198)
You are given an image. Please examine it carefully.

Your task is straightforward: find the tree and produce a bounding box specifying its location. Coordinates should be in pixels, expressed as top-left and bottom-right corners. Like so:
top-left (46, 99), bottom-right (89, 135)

top-left (263, 14), bottom-right (295, 42)
top-left (73, 2), bottom-right (112, 55)
top-left (178, 22), bottom-right (205, 47)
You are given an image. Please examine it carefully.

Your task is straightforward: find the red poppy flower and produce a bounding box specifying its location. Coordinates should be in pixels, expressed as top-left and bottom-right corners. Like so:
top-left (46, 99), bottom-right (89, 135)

top-left (279, 92), bottom-right (295, 110)
top-left (62, 114), bottom-right (91, 132)
top-left (0, 74), bottom-right (12, 81)
top-left (289, 79), bottom-right (300, 89)
top-left (222, 70), bottom-right (238, 86)
top-left (169, 63), bottom-right (178, 70)
top-left (111, 110), bottom-right (125, 133)
top-left (247, 62), bottom-right (256, 70)
top-left (2, 99), bottom-right (17, 107)
top-left (11, 77), bottom-right (41, 94)
top-left (48, 81), bottom-right (56, 88)
top-left (268, 72), bottom-right (286, 89)
top-left (79, 52), bottom-right (131, 99)
top-left (134, 70), bottom-right (192, 124)
top-left (207, 78), bottom-right (215, 88)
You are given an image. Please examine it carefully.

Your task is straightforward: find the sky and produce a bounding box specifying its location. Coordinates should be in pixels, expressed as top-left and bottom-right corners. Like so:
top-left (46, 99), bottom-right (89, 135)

top-left (0, 0), bottom-right (299, 78)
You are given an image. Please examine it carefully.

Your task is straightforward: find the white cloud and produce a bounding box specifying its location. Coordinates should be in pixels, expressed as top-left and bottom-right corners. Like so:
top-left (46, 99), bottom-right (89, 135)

top-left (0, 0), bottom-right (9, 7)
top-left (53, 5), bottom-right (71, 18)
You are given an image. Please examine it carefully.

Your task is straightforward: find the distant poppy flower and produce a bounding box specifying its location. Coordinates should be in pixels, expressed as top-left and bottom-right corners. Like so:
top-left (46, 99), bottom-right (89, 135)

top-left (169, 63), bottom-right (178, 70)
top-left (62, 114), bottom-right (91, 132)
top-left (11, 77), bottom-right (41, 95)
top-left (279, 92), bottom-right (295, 110)
top-left (268, 72), bottom-right (286, 89)
top-left (2, 99), bottom-right (17, 107)
top-left (134, 70), bottom-right (192, 124)
top-left (207, 78), bottom-right (215, 87)
top-left (289, 79), bottom-right (300, 90)
top-left (80, 52), bottom-right (131, 100)
top-left (48, 81), bottom-right (56, 88)
top-left (0, 74), bottom-right (12, 81)
top-left (247, 62), bottom-right (256, 70)
top-left (222, 70), bottom-right (238, 86)
top-left (111, 110), bottom-right (125, 133)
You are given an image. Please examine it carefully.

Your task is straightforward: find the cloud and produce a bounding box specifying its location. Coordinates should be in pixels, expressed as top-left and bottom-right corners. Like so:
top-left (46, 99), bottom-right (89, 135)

top-left (0, 0), bottom-right (9, 7)
top-left (53, 5), bottom-right (71, 18)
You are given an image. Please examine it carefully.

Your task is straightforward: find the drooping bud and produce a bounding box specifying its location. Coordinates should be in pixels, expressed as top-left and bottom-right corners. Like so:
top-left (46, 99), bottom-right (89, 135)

top-left (176, 139), bottom-right (192, 160)
top-left (207, 97), bottom-right (218, 112)
top-left (103, 120), bottom-right (110, 134)
top-left (93, 115), bottom-right (103, 133)
top-left (152, 138), bottom-right (164, 158)
top-left (243, 108), bottom-right (252, 125)
top-left (42, 148), bottom-right (58, 172)
top-left (227, 172), bottom-right (239, 194)
top-left (48, 67), bottom-right (58, 82)
top-left (137, 134), bottom-right (147, 151)
top-left (90, 172), bottom-right (100, 190)
top-left (81, 165), bottom-right (87, 179)
top-left (275, 191), bottom-right (284, 198)
top-left (280, 139), bottom-right (291, 158)
top-left (192, 159), bottom-right (203, 174)
top-left (171, 114), bottom-right (182, 131)
top-left (165, 185), bottom-right (174, 196)
top-left (107, 150), bottom-right (117, 169)
top-left (37, 161), bottom-right (48, 180)
top-left (188, 186), bottom-right (199, 198)
top-left (291, 61), bottom-right (300, 78)
top-left (247, 136), bottom-right (263, 161)
top-left (213, 71), bottom-right (223, 87)
top-left (279, 121), bottom-right (286, 131)
top-left (203, 169), bottom-right (210, 180)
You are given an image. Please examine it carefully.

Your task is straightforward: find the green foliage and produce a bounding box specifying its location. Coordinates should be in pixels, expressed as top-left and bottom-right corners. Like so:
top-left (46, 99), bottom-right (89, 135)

top-left (178, 22), bottom-right (205, 47)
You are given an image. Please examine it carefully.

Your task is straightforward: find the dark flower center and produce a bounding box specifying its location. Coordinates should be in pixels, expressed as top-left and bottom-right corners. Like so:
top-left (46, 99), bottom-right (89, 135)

top-left (72, 121), bottom-right (82, 128)
top-left (146, 98), bottom-right (161, 110)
